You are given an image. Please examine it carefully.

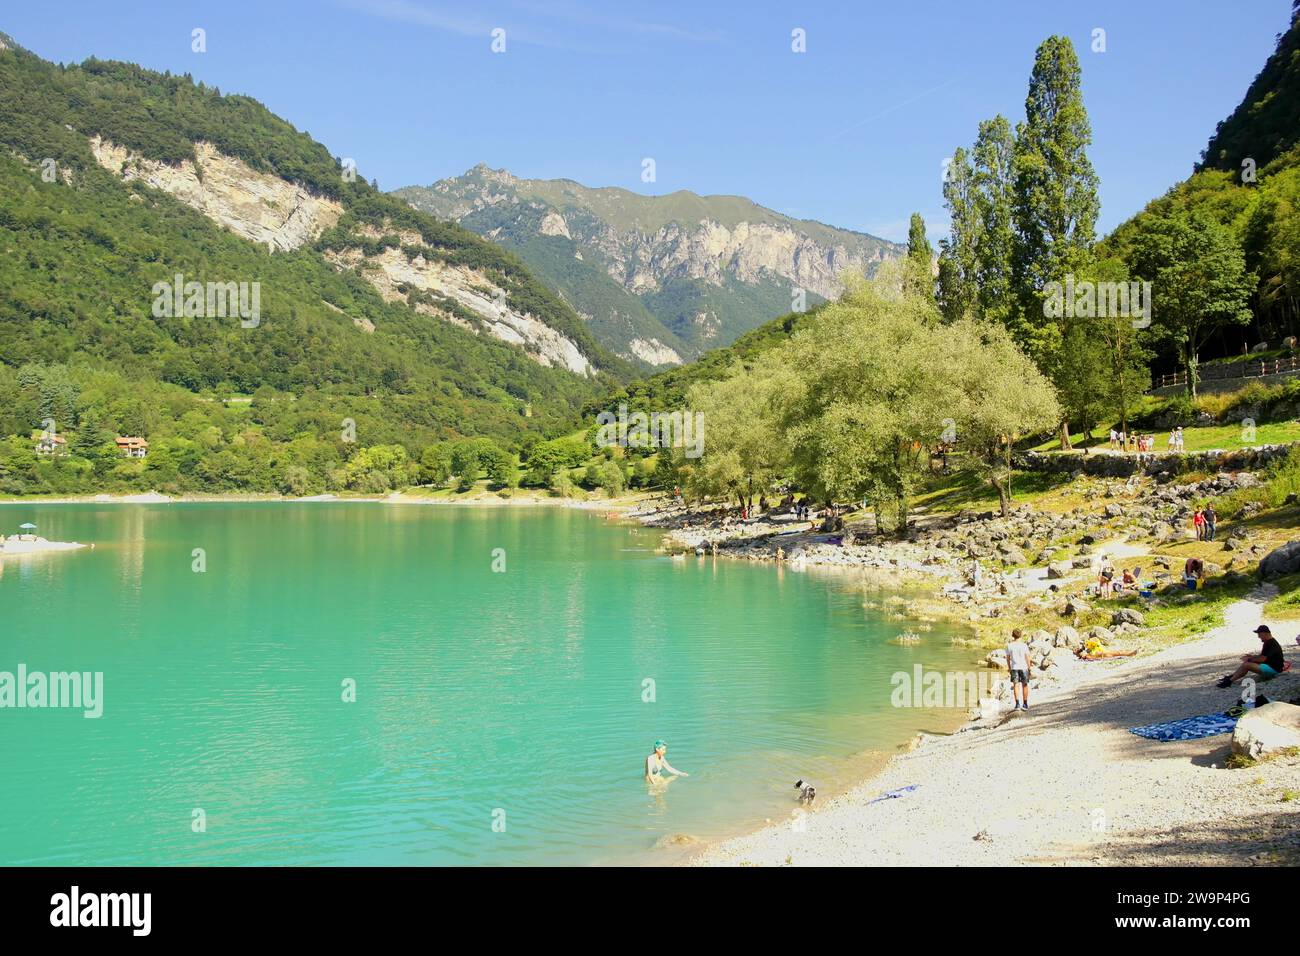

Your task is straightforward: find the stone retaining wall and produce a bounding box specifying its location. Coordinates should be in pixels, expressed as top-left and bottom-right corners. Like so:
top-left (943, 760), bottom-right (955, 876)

top-left (1015, 444), bottom-right (1294, 478)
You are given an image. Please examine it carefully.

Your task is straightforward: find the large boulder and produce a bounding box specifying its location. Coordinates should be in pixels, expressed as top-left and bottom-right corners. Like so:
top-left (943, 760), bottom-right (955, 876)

top-left (1231, 702), bottom-right (1300, 759)
top-left (1054, 625), bottom-right (1081, 649)
top-left (1112, 608), bottom-right (1145, 627)
top-left (1041, 645), bottom-right (1071, 664)
top-left (1063, 596), bottom-right (1092, 615)
top-left (1258, 541), bottom-right (1300, 579)
top-left (999, 547), bottom-right (1027, 566)
top-left (1046, 560), bottom-right (1073, 580)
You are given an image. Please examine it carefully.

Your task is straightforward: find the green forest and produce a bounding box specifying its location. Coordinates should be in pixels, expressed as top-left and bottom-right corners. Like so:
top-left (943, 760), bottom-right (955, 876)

top-left (0, 34), bottom-right (630, 497)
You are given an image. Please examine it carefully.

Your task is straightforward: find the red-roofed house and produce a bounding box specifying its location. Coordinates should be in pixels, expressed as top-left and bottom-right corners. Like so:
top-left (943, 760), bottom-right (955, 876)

top-left (115, 436), bottom-right (149, 459)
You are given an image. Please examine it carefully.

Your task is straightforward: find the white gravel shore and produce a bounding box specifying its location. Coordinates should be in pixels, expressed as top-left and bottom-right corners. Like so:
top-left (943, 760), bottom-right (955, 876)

top-left (0, 537), bottom-right (88, 555)
top-left (691, 587), bottom-right (1300, 866)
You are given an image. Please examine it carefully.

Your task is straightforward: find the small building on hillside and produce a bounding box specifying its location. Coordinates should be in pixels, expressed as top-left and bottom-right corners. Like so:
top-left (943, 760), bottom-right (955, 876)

top-left (34, 433), bottom-right (67, 456)
top-left (115, 436), bottom-right (149, 459)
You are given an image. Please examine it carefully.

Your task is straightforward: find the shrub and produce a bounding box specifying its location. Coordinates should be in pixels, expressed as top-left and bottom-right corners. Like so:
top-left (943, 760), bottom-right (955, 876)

top-left (549, 470), bottom-right (575, 498)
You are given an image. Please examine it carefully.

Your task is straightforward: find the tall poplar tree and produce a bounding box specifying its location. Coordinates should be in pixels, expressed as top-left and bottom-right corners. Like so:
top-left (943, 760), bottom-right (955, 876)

top-left (906, 213), bottom-right (935, 299)
top-left (1011, 35), bottom-right (1100, 367)
top-left (971, 116), bottom-right (1017, 328)
top-left (939, 146), bottom-right (979, 320)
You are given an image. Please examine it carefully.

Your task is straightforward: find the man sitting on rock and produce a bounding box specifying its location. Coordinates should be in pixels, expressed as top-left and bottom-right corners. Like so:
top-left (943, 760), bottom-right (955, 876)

top-left (1216, 625), bottom-right (1286, 688)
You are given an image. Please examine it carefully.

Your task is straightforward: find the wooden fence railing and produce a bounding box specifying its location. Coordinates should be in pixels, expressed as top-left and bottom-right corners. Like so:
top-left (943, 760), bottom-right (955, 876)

top-left (1155, 355), bottom-right (1300, 390)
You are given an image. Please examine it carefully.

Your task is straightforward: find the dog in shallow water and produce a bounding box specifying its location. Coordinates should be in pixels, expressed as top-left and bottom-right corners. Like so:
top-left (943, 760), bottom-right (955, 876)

top-left (794, 780), bottom-right (816, 804)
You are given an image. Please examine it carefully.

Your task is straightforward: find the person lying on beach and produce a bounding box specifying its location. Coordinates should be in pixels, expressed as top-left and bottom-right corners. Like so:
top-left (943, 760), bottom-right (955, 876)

top-left (1077, 636), bottom-right (1138, 660)
top-left (1215, 625), bottom-right (1286, 688)
top-left (645, 739), bottom-right (689, 784)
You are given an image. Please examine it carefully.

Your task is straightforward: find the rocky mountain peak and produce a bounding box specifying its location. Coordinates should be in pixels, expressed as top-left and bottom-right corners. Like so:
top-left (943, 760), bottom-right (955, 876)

top-left (393, 168), bottom-right (903, 368)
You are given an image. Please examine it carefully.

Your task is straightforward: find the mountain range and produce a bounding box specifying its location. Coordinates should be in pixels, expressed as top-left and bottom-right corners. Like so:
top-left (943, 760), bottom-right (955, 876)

top-left (394, 167), bottom-right (901, 367)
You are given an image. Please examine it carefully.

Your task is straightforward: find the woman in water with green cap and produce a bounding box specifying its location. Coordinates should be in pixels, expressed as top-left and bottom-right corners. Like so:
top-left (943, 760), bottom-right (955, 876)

top-left (645, 739), bottom-right (689, 784)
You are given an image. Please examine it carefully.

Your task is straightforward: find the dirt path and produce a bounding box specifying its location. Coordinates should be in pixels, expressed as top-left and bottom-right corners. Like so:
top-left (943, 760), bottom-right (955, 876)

top-left (691, 587), bottom-right (1300, 866)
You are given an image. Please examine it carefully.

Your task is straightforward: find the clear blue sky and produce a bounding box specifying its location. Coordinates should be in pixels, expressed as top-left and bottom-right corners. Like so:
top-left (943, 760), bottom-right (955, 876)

top-left (5, 1), bottom-right (1290, 241)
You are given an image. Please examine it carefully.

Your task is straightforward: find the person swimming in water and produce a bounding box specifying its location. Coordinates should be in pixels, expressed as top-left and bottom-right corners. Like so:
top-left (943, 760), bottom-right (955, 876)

top-left (645, 739), bottom-right (689, 784)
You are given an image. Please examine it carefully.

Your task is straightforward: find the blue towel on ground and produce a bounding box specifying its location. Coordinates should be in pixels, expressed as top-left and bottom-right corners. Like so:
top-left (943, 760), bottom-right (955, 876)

top-left (868, 784), bottom-right (919, 804)
top-left (1129, 713), bottom-right (1238, 741)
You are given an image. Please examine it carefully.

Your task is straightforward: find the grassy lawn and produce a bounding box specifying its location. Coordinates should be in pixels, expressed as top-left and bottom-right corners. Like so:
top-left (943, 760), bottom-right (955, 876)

top-left (1264, 572), bottom-right (1300, 621)
top-left (1179, 421), bottom-right (1300, 451)
top-left (913, 469), bottom-right (1073, 514)
top-left (1029, 420), bottom-right (1300, 454)
top-left (1120, 578), bottom-right (1258, 648)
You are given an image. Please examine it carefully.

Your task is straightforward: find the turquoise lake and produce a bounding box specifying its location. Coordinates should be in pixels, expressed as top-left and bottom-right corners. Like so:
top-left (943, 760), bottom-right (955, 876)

top-left (0, 503), bottom-right (979, 865)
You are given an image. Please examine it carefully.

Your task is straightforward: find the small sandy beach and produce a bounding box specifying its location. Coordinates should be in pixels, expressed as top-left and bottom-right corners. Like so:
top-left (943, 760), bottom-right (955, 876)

top-left (691, 586), bottom-right (1300, 866)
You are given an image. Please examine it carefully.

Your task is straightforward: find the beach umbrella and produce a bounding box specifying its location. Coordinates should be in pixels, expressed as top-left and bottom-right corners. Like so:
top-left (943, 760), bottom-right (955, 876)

top-left (18, 523), bottom-right (35, 530)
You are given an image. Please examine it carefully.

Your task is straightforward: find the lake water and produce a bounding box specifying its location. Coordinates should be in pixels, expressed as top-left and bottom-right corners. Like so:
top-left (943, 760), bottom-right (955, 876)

top-left (0, 503), bottom-right (979, 865)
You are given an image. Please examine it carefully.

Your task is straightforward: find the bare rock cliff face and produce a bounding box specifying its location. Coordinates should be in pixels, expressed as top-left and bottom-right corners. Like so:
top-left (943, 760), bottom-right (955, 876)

top-left (592, 218), bottom-right (889, 300)
top-left (89, 139), bottom-right (592, 374)
top-left (323, 226), bottom-right (592, 375)
top-left (90, 136), bottom-right (342, 251)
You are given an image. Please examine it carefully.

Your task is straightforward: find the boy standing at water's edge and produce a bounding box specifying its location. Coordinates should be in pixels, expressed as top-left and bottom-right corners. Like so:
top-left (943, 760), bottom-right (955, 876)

top-left (1006, 629), bottom-right (1033, 712)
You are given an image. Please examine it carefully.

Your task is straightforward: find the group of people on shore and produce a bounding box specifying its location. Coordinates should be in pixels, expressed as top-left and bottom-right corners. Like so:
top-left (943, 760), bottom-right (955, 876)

top-left (1004, 625), bottom-right (1140, 710)
top-left (1095, 557), bottom-right (1140, 598)
top-left (1007, 621), bottom-right (1292, 712)
top-left (1105, 426), bottom-right (1185, 453)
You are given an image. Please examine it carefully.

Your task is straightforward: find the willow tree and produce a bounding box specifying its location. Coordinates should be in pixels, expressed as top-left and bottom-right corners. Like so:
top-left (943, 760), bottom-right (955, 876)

top-left (683, 264), bottom-right (1060, 533)
top-left (780, 266), bottom-right (1057, 532)
top-left (686, 353), bottom-right (794, 509)
top-left (778, 267), bottom-right (946, 532)
top-left (943, 320), bottom-right (1060, 515)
